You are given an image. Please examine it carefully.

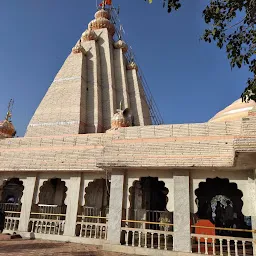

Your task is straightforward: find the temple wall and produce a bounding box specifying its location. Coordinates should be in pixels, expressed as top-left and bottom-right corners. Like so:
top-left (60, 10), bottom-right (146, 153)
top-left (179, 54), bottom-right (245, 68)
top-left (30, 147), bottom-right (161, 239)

top-left (113, 48), bottom-right (130, 109)
top-left (138, 79), bottom-right (152, 126)
top-left (25, 53), bottom-right (87, 137)
top-left (96, 29), bottom-right (116, 131)
top-left (0, 118), bottom-right (255, 171)
top-left (83, 40), bottom-right (103, 133)
top-left (127, 70), bottom-right (145, 126)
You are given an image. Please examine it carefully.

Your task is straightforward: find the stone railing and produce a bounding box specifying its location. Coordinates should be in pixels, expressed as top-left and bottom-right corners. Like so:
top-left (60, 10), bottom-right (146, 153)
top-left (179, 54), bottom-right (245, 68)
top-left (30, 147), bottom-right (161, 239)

top-left (121, 219), bottom-right (173, 250)
top-left (121, 227), bottom-right (173, 250)
top-left (28, 213), bottom-right (66, 235)
top-left (3, 208), bottom-right (21, 232)
top-left (76, 214), bottom-right (108, 239)
top-left (128, 209), bottom-right (172, 230)
top-left (191, 233), bottom-right (253, 255)
top-left (4, 214), bottom-right (20, 232)
top-left (79, 206), bottom-right (109, 223)
top-left (0, 203), bottom-right (21, 212)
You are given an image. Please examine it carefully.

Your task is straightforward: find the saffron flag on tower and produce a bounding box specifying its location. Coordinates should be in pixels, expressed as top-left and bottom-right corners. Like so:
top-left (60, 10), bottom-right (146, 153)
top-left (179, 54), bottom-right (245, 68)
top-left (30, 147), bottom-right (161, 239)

top-left (99, 0), bottom-right (112, 6)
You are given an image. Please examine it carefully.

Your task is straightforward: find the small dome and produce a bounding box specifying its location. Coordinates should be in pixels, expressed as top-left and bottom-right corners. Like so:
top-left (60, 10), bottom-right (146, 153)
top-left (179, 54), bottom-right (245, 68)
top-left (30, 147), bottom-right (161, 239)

top-left (111, 109), bottom-right (132, 129)
top-left (82, 29), bottom-right (97, 42)
top-left (114, 40), bottom-right (128, 53)
top-left (95, 9), bottom-right (111, 20)
top-left (0, 120), bottom-right (16, 138)
top-left (88, 18), bottom-right (115, 36)
top-left (127, 61), bottom-right (138, 71)
top-left (209, 98), bottom-right (256, 122)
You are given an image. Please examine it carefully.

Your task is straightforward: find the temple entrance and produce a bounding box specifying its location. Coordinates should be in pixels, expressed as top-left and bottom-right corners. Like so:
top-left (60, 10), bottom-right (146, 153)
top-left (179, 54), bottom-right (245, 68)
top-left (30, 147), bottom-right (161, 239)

top-left (195, 177), bottom-right (249, 237)
top-left (0, 178), bottom-right (24, 212)
top-left (129, 177), bottom-right (170, 230)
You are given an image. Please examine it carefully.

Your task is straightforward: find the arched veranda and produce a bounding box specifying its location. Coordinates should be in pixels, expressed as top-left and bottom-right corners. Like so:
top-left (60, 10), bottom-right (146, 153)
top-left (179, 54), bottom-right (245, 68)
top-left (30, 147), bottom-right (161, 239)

top-left (195, 177), bottom-right (251, 237)
top-left (76, 178), bottom-right (110, 239)
top-left (128, 177), bottom-right (171, 230)
top-left (0, 178), bottom-right (24, 212)
top-left (29, 178), bottom-right (67, 236)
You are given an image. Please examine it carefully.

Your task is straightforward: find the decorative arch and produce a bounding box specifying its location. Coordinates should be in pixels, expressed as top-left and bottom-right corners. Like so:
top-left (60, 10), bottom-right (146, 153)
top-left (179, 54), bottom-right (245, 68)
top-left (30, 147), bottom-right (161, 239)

top-left (128, 177), bottom-right (171, 229)
top-left (38, 178), bottom-right (67, 206)
top-left (83, 178), bottom-right (110, 216)
top-left (0, 178), bottom-right (24, 204)
top-left (195, 177), bottom-right (249, 235)
top-left (129, 177), bottom-right (169, 212)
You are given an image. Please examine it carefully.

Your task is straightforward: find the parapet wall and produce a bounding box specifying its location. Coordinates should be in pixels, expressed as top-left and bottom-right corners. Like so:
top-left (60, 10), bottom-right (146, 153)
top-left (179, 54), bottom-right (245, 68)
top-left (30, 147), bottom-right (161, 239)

top-left (0, 118), bottom-right (255, 171)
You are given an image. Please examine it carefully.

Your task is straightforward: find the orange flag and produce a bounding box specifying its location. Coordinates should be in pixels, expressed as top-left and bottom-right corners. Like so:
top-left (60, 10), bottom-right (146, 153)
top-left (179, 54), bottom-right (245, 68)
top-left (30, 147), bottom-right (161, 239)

top-left (99, 0), bottom-right (112, 6)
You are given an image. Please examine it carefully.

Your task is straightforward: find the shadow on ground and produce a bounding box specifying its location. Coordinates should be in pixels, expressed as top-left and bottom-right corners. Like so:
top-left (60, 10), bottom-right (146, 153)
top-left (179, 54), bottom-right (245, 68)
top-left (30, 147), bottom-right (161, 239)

top-left (0, 240), bottom-right (131, 256)
top-left (0, 242), bottom-right (63, 253)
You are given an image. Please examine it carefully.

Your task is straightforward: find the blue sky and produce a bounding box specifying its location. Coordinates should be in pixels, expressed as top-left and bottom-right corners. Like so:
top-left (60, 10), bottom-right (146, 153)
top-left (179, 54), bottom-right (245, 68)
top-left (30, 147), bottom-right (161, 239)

top-left (0, 0), bottom-right (250, 136)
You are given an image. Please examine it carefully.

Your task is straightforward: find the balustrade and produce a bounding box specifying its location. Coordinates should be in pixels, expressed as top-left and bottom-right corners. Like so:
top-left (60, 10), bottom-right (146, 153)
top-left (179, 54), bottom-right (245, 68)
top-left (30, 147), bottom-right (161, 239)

top-left (191, 233), bottom-right (253, 255)
top-left (0, 203), bottom-right (21, 232)
top-left (28, 204), bottom-right (66, 235)
top-left (29, 217), bottom-right (65, 235)
top-left (191, 225), bottom-right (254, 255)
top-left (121, 219), bottom-right (173, 250)
top-left (4, 215), bottom-right (20, 231)
top-left (76, 212), bottom-right (108, 239)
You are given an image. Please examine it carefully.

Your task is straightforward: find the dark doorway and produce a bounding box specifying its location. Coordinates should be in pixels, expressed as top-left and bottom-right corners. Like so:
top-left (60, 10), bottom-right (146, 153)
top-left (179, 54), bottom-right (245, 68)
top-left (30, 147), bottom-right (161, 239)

top-left (129, 177), bottom-right (169, 229)
top-left (1, 178), bottom-right (24, 204)
top-left (195, 177), bottom-right (250, 237)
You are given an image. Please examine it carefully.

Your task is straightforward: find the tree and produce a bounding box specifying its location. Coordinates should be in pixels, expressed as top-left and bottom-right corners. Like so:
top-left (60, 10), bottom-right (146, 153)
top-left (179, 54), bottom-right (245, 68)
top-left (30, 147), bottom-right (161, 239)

top-left (146, 0), bottom-right (256, 102)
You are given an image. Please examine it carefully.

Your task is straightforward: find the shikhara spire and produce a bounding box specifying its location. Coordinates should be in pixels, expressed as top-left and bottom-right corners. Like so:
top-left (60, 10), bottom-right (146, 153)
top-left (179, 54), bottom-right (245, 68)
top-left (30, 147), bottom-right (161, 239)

top-left (25, 6), bottom-right (152, 137)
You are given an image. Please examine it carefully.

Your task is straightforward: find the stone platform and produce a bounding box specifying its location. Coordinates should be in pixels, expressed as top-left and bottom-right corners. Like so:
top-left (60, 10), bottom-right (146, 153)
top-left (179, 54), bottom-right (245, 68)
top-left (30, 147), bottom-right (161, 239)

top-left (0, 239), bottom-right (140, 256)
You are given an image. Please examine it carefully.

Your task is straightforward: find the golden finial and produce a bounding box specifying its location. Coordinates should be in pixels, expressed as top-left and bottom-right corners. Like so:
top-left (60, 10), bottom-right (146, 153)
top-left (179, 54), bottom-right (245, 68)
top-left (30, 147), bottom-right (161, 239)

top-left (5, 99), bottom-right (14, 122)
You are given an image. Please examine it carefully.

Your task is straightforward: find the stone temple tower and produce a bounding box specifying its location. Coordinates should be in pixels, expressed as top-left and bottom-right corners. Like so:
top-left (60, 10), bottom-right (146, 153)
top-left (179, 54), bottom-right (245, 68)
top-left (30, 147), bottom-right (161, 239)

top-left (25, 7), bottom-right (154, 137)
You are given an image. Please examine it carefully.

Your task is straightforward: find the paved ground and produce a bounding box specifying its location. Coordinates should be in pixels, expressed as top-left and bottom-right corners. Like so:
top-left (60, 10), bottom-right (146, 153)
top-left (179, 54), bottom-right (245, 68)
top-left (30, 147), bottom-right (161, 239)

top-left (0, 239), bottom-right (131, 256)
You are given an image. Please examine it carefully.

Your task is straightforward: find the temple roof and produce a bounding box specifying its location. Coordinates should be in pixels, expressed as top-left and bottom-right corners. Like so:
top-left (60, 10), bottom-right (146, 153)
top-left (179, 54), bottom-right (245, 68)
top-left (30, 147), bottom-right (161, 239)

top-left (209, 99), bottom-right (256, 122)
top-left (1, 120), bottom-right (256, 171)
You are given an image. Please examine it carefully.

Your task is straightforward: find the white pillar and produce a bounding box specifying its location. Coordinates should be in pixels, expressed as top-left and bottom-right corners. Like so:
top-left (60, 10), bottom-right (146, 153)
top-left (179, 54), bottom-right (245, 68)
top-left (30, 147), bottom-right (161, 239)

top-left (63, 175), bottom-right (81, 236)
top-left (173, 170), bottom-right (191, 252)
top-left (107, 169), bottom-right (125, 244)
top-left (18, 176), bottom-right (37, 232)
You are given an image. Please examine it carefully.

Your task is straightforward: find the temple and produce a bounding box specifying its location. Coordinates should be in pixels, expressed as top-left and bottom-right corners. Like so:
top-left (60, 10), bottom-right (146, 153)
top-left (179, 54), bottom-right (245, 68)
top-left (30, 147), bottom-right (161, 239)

top-left (0, 4), bottom-right (256, 256)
